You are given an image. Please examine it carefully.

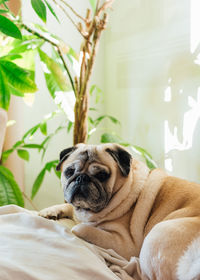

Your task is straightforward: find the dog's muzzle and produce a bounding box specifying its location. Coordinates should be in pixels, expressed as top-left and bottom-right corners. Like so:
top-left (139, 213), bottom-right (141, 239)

top-left (65, 174), bottom-right (94, 203)
top-left (63, 173), bottom-right (109, 212)
top-left (72, 174), bottom-right (91, 198)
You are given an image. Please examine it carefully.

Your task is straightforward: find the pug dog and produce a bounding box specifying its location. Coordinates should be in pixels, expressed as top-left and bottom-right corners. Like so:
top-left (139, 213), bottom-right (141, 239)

top-left (39, 143), bottom-right (200, 280)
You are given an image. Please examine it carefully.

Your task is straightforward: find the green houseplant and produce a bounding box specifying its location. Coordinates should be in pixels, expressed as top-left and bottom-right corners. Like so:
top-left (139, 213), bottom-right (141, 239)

top-left (0, 0), bottom-right (156, 208)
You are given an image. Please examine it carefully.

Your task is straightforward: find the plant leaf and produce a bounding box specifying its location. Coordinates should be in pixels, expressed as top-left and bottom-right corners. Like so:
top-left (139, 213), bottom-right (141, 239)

top-left (0, 0), bottom-right (9, 3)
top-left (8, 84), bottom-right (24, 97)
top-left (0, 60), bottom-right (37, 93)
top-left (31, 0), bottom-right (47, 23)
top-left (17, 149), bottom-right (30, 161)
top-left (101, 133), bottom-right (121, 144)
top-left (0, 54), bottom-right (22, 60)
top-left (13, 140), bottom-right (24, 149)
top-left (0, 15), bottom-right (22, 39)
top-left (89, 84), bottom-right (102, 103)
top-left (108, 116), bottom-right (121, 125)
top-left (22, 144), bottom-right (43, 149)
top-left (38, 49), bottom-right (71, 98)
top-left (31, 168), bottom-right (46, 199)
top-left (67, 121), bottom-right (73, 133)
top-left (66, 47), bottom-right (79, 64)
top-left (0, 9), bottom-right (8, 14)
top-left (94, 115), bottom-right (105, 126)
top-left (0, 166), bottom-right (24, 207)
top-left (53, 166), bottom-right (61, 179)
top-left (1, 148), bottom-right (14, 163)
top-left (93, 115), bottom-right (120, 127)
top-left (143, 154), bottom-right (157, 170)
top-left (44, 0), bottom-right (59, 22)
top-left (45, 160), bottom-right (58, 172)
top-left (131, 145), bottom-right (157, 169)
top-left (131, 145), bottom-right (153, 159)
top-left (0, 67), bottom-right (10, 110)
top-left (22, 124), bottom-right (40, 140)
top-left (9, 38), bottom-right (44, 55)
top-left (40, 122), bottom-right (47, 135)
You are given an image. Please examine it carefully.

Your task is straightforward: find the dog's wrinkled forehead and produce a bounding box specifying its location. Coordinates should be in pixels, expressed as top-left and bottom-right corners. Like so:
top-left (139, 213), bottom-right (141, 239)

top-left (78, 149), bottom-right (95, 162)
top-left (56, 144), bottom-right (132, 177)
top-left (56, 145), bottom-right (99, 171)
top-left (68, 146), bottom-right (98, 162)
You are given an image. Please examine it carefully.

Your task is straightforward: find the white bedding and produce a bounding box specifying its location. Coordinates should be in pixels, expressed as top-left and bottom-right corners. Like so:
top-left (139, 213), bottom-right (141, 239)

top-left (0, 205), bottom-right (143, 280)
top-left (0, 205), bottom-right (121, 280)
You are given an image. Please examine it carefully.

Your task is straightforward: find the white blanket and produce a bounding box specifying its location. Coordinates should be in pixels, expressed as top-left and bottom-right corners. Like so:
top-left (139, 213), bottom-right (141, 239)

top-left (0, 205), bottom-right (142, 280)
top-left (0, 205), bottom-right (119, 280)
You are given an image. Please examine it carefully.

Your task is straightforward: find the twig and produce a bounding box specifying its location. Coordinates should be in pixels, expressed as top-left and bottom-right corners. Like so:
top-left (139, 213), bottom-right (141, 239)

top-left (56, 47), bottom-right (75, 93)
top-left (79, 48), bottom-right (86, 93)
top-left (96, 0), bottom-right (114, 17)
top-left (74, 76), bottom-right (79, 97)
top-left (22, 192), bottom-right (38, 211)
top-left (52, 0), bottom-right (87, 39)
top-left (59, 0), bottom-right (86, 22)
top-left (80, 14), bottom-right (107, 99)
top-left (22, 23), bottom-right (58, 47)
top-left (96, 0), bottom-right (101, 12)
top-left (73, 1), bottom-right (113, 145)
top-left (22, 23), bottom-right (75, 94)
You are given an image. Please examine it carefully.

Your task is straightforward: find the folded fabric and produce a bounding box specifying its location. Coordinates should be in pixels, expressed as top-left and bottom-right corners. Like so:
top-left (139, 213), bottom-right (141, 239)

top-left (0, 205), bottom-right (120, 280)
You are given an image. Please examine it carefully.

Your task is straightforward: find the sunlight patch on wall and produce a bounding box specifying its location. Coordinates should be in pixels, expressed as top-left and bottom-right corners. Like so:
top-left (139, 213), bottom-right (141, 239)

top-left (190, 0), bottom-right (200, 53)
top-left (164, 89), bottom-right (200, 172)
top-left (165, 158), bottom-right (173, 172)
top-left (164, 79), bottom-right (172, 102)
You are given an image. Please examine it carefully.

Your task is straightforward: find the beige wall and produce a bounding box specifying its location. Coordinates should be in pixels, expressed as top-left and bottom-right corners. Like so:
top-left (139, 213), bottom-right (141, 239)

top-left (18, 0), bottom-right (200, 209)
top-left (104, 0), bottom-right (200, 182)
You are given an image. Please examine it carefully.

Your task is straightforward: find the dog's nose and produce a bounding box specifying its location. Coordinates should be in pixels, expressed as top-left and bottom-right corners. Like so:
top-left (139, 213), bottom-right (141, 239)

top-left (76, 174), bottom-right (90, 184)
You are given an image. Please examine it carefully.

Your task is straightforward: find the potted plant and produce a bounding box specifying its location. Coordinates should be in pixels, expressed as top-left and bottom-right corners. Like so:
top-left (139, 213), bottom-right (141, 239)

top-left (0, 0), bottom-right (156, 208)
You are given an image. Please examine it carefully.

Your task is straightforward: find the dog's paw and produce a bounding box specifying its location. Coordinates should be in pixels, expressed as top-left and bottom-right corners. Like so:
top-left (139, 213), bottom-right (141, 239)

top-left (39, 204), bottom-right (71, 220)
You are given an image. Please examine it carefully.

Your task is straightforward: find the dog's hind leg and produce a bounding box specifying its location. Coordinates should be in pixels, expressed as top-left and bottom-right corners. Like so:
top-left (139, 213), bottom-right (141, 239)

top-left (139, 217), bottom-right (200, 280)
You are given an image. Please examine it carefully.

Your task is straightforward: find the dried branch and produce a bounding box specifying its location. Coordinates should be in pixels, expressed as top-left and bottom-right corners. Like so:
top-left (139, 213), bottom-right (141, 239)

top-left (73, 3), bottom-right (111, 144)
top-left (96, 0), bottom-right (101, 11)
top-left (79, 49), bottom-right (87, 92)
top-left (96, 0), bottom-right (114, 16)
top-left (59, 0), bottom-right (86, 22)
top-left (74, 76), bottom-right (79, 95)
top-left (52, 0), bottom-right (87, 39)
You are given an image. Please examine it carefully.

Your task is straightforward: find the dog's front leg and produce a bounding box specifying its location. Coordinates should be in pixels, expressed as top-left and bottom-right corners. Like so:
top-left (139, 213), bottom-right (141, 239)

top-left (72, 223), bottom-right (116, 248)
top-left (39, 203), bottom-right (75, 220)
top-left (72, 224), bottom-right (135, 259)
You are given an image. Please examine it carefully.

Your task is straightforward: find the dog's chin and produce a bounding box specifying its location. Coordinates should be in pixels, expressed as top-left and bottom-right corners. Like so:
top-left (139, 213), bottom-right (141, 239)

top-left (63, 181), bottom-right (109, 213)
top-left (73, 201), bottom-right (106, 213)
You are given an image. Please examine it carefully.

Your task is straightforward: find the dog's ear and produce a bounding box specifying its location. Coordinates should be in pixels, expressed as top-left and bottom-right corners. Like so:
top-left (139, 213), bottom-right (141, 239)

top-left (106, 146), bottom-right (132, 176)
top-left (56, 147), bottom-right (77, 171)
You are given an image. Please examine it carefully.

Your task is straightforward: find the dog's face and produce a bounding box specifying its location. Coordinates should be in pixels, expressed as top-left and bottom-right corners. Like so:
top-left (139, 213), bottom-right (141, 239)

top-left (56, 144), bottom-right (132, 213)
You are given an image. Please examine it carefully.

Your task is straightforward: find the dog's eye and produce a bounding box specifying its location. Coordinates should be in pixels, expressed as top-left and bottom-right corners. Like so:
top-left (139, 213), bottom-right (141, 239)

top-left (95, 171), bottom-right (110, 182)
top-left (65, 168), bottom-right (75, 178)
